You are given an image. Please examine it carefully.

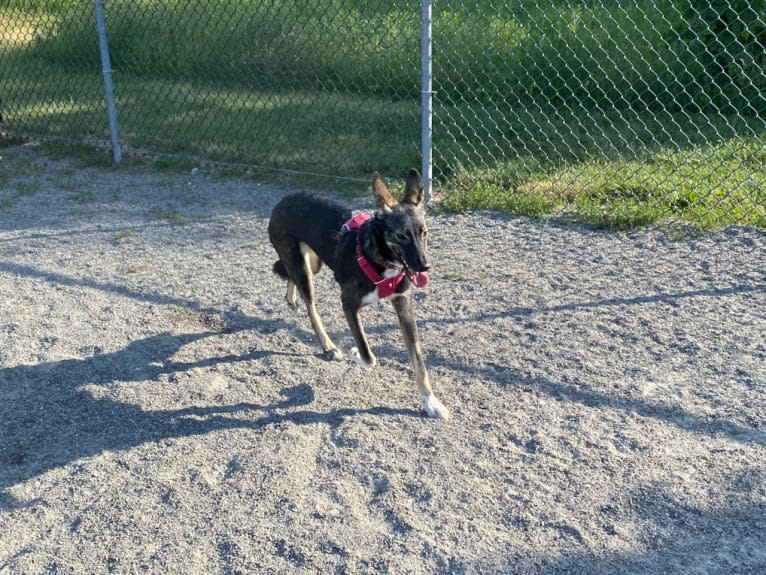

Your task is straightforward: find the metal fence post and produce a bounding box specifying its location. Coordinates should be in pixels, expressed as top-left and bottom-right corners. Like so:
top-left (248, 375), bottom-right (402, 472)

top-left (94, 0), bottom-right (122, 164)
top-left (421, 0), bottom-right (433, 202)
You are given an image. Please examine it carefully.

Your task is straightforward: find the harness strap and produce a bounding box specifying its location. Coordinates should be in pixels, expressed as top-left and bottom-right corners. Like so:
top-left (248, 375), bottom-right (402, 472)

top-left (355, 242), bottom-right (405, 298)
top-left (337, 212), bottom-right (371, 239)
top-left (338, 212), bottom-right (428, 299)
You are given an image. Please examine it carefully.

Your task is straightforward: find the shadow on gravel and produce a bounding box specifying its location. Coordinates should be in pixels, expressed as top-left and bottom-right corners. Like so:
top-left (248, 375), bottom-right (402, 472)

top-left (0, 261), bottom-right (217, 311)
top-left (431, 282), bottom-right (766, 326)
top-left (428, 351), bottom-right (766, 447)
top-left (0, 260), bottom-right (324, 346)
top-left (500, 494), bottom-right (766, 575)
top-left (0, 331), bottom-right (418, 510)
top-left (0, 220), bottom-right (212, 245)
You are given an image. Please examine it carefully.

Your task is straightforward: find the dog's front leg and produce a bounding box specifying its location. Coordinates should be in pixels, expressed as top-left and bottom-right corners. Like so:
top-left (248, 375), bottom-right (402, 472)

top-left (391, 293), bottom-right (450, 419)
top-left (343, 302), bottom-right (377, 368)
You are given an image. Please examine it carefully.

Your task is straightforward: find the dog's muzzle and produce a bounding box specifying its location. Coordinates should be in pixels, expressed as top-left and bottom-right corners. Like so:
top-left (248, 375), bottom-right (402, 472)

top-left (396, 252), bottom-right (430, 288)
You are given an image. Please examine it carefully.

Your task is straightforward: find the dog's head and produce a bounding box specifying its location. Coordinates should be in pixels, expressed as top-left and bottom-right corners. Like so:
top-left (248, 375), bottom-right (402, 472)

top-left (372, 169), bottom-right (430, 273)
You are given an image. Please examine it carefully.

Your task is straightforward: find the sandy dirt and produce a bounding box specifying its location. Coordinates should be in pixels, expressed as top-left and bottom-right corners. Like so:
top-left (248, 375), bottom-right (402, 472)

top-left (1, 144), bottom-right (765, 574)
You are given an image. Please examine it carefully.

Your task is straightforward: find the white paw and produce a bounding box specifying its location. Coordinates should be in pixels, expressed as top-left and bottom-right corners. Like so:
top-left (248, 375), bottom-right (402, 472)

top-left (350, 347), bottom-right (376, 368)
top-left (422, 394), bottom-right (450, 420)
top-left (324, 348), bottom-right (344, 361)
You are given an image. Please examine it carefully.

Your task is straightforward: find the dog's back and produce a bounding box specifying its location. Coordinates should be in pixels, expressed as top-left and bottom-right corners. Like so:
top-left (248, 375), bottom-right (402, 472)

top-left (268, 192), bottom-right (350, 273)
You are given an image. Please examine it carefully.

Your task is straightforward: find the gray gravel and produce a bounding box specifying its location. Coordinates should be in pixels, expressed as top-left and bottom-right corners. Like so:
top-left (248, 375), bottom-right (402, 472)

top-left (1, 144), bottom-right (765, 574)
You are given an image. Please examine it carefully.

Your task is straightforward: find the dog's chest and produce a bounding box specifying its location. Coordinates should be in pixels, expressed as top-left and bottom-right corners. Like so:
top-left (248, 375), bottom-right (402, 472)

top-left (360, 267), bottom-right (403, 306)
top-left (361, 289), bottom-right (380, 306)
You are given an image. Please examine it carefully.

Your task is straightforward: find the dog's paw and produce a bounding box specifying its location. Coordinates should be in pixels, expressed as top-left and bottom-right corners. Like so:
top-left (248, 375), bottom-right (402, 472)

top-left (350, 347), bottom-right (376, 368)
top-left (422, 394), bottom-right (450, 420)
top-left (323, 348), bottom-right (344, 361)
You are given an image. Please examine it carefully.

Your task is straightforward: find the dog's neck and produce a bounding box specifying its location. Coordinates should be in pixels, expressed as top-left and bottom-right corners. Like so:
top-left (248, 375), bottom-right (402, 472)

top-left (360, 218), bottom-right (398, 273)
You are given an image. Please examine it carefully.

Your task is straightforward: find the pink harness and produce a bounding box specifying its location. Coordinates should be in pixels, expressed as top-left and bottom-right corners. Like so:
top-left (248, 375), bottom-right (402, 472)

top-left (338, 213), bottom-right (429, 299)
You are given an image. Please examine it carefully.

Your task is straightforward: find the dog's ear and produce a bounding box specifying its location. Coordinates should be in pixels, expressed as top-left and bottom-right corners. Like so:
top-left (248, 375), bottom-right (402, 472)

top-left (401, 168), bottom-right (424, 208)
top-left (372, 172), bottom-right (398, 215)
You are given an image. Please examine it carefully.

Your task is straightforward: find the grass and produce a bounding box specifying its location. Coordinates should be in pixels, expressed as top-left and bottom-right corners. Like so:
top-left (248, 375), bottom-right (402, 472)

top-left (147, 208), bottom-right (185, 224)
top-left (68, 189), bottom-right (97, 205)
top-left (437, 107), bottom-right (766, 230)
top-left (41, 140), bottom-right (114, 168)
top-left (114, 229), bottom-right (135, 241)
top-left (114, 79), bottom-right (420, 176)
top-left (0, 198), bottom-right (17, 210)
top-left (440, 147), bottom-right (766, 230)
top-left (125, 263), bottom-right (150, 274)
top-left (1, 1), bottom-right (765, 230)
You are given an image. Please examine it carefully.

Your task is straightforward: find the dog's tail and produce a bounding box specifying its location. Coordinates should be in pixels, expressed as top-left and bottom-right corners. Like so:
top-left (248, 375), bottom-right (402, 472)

top-left (272, 260), bottom-right (289, 280)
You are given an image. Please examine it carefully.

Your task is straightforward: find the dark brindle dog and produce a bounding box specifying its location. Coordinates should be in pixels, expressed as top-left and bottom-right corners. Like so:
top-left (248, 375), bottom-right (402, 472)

top-left (268, 169), bottom-right (449, 419)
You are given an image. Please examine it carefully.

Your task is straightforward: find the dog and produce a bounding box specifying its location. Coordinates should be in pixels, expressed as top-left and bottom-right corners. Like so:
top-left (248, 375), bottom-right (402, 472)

top-left (268, 169), bottom-right (449, 419)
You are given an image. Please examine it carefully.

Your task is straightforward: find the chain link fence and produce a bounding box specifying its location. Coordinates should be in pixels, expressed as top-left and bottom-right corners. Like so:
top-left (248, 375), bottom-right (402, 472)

top-left (434, 0), bottom-right (766, 227)
top-left (1, 1), bottom-right (422, 178)
top-left (1, 1), bottom-right (765, 228)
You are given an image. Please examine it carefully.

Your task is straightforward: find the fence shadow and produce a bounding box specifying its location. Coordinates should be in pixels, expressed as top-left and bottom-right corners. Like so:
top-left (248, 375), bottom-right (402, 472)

top-left (464, 483), bottom-right (766, 574)
top-left (424, 346), bottom-right (766, 447)
top-left (422, 282), bottom-right (766, 328)
top-left (343, 278), bottom-right (766, 448)
top-left (0, 330), bottom-right (418, 510)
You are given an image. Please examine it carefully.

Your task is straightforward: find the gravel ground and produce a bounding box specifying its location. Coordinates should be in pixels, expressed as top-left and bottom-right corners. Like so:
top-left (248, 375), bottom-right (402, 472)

top-left (1, 144), bottom-right (765, 574)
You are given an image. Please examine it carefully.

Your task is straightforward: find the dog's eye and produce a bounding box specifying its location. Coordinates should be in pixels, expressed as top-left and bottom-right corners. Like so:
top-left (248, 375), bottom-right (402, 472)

top-left (421, 228), bottom-right (428, 239)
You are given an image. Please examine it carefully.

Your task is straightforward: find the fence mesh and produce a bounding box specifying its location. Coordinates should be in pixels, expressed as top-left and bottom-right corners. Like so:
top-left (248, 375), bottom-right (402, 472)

top-left (1, 1), bottom-right (422, 177)
top-left (434, 0), bottom-right (766, 227)
top-left (1, 1), bottom-right (765, 228)
top-left (1, 2), bottom-right (104, 139)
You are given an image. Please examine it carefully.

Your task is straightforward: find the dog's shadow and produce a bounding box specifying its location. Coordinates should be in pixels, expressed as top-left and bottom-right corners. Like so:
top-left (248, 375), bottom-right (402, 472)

top-left (0, 331), bottom-right (417, 510)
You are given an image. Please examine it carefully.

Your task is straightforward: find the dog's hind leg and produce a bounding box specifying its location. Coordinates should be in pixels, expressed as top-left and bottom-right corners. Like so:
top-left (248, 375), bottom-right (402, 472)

top-left (273, 259), bottom-right (299, 308)
top-left (391, 293), bottom-right (449, 419)
top-left (285, 280), bottom-right (298, 307)
top-left (291, 243), bottom-right (342, 361)
top-left (303, 244), bottom-right (322, 275)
